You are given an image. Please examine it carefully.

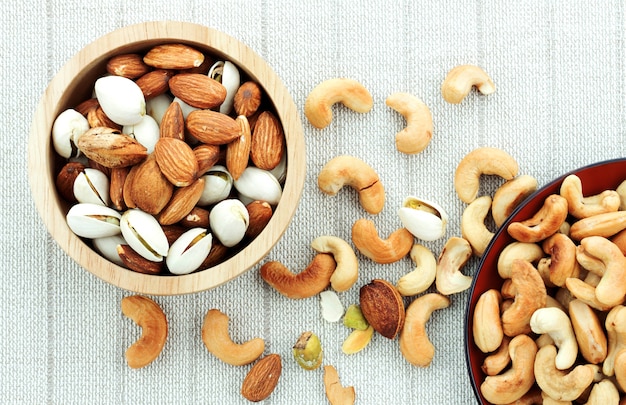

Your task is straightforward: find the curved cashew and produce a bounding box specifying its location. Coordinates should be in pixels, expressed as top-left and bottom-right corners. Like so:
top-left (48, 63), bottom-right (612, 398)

top-left (534, 344), bottom-right (596, 402)
top-left (586, 379), bottom-right (620, 405)
top-left (435, 236), bottom-right (473, 295)
top-left (323, 365), bottom-right (356, 405)
top-left (560, 174), bottom-right (621, 219)
top-left (351, 218), bottom-right (413, 264)
top-left (201, 308), bottom-right (265, 366)
top-left (317, 155), bottom-right (385, 214)
top-left (603, 304), bottom-right (626, 376)
top-left (479, 334), bottom-right (537, 404)
top-left (617, 180), bottom-right (626, 210)
top-left (461, 195), bottom-right (494, 256)
top-left (473, 289), bottom-right (504, 353)
top-left (492, 174), bottom-right (538, 228)
top-left (614, 348), bottom-right (626, 392)
top-left (398, 293), bottom-right (450, 367)
top-left (304, 78), bottom-right (373, 129)
top-left (259, 254), bottom-right (336, 299)
top-left (501, 259), bottom-right (547, 337)
top-left (454, 147), bottom-right (519, 204)
top-left (507, 194), bottom-right (569, 243)
top-left (530, 307), bottom-right (578, 370)
top-left (311, 236), bottom-right (359, 292)
top-left (497, 241), bottom-right (544, 279)
top-left (538, 233), bottom-right (579, 287)
top-left (610, 229), bottom-right (626, 255)
top-left (564, 277), bottom-right (613, 312)
top-left (385, 92), bottom-right (433, 154)
top-left (570, 211), bottom-right (626, 241)
top-left (396, 244), bottom-right (437, 296)
top-left (121, 295), bottom-right (168, 369)
top-left (482, 336), bottom-right (511, 376)
top-left (576, 236), bottom-right (626, 308)
top-left (568, 299), bottom-right (607, 365)
top-left (441, 64), bottom-right (495, 104)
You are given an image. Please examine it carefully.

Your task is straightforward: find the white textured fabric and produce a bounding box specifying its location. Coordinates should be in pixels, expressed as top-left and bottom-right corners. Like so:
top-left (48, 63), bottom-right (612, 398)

top-left (2, 0), bottom-right (626, 403)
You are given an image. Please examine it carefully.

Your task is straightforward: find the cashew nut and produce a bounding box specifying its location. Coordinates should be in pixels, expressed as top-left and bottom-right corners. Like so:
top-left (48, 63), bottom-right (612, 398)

top-left (615, 349), bottom-right (626, 392)
top-left (461, 195), bottom-right (494, 257)
top-left (538, 233), bottom-right (579, 287)
top-left (396, 244), bottom-right (437, 296)
top-left (304, 78), bottom-right (373, 129)
top-left (454, 147), bottom-right (519, 204)
top-left (534, 344), bottom-right (596, 402)
top-left (317, 155), bottom-right (385, 214)
top-left (351, 218), bottom-right (413, 264)
top-left (560, 174), bottom-right (621, 219)
top-left (482, 336), bottom-right (511, 376)
top-left (259, 253), bottom-right (337, 299)
top-left (398, 293), bottom-right (450, 367)
top-left (530, 307), bottom-right (578, 370)
top-left (586, 379), bottom-right (620, 405)
top-left (564, 277), bottom-right (613, 312)
top-left (492, 174), bottom-right (538, 228)
top-left (501, 259), bottom-right (547, 337)
top-left (473, 289), bottom-right (504, 353)
top-left (570, 211), bottom-right (626, 241)
top-left (576, 236), bottom-right (626, 308)
top-left (311, 236), bottom-right (359, 292)
top-left (479, 334), bottom-right (537, 404)
top-left (568, 299), bottom-right (607, 365)
top-left (611, 229), bottom-right (626, 255)
top-left (497, 241), bottom-right (544, 279)
top-left (385, 92), bottom-right (433, 154)
top-left (603, 304), bottom-right (626, 377)
top-left (507, 194), bottom-right (569, 243)
top-left (201, 308), bottom-right (265, 366)
top-left (323, 364), bottom-right (356, 405)
top-left (435, 236), bottom-right (473, 295)
top-left (121, 295), bottom-right (168, 369)
top-left (441, 64), bottom-right (495, 104)
top-left (617, 180), bottom-right (626, 210)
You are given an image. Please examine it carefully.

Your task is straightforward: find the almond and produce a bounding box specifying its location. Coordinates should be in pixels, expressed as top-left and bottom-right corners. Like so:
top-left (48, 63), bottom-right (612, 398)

top-left (157, 178), bottom-right (205, 225)
top-left (200, 242), bottom-right (229, 269)
top-left (109, 166), bottom-right (129, 211)
top-left (245, 201), bottom-right (273, 239)
top-left (241, 354), bottom-right (282, 402)
top-left (87, 107), bottom-right (122, 130)
top-left (143, 44), bottom-right (205, 70)
top-left (161, 224), bottom-right (187, 245)
top-left (77, 127), bottom-right (148, 168)
top-left (169, 73), bottom-right (226, 109)
top-left (74, 97), bottom-right (99, 116)
top-left (186, 110), bottom-right (241, 145)
top-left (56, 162), bottom-right (85, 202)
top-left (123, 164), bottom-right (140, 209)
top-left (159, 101), bottom-right (185, 140)
top-left (233, 81), bottom-right (262, 117)
top-left (106, 53), bottom-right (151, 79)
top-left (359, 279), bottom-right (405, 339)
top-left (226, 116), bottom-right (251, 180)
top-left (250, 111), bottom-right (284, 170)
top-left (135, 69), bottom-right (174, 100)
top-left (117, 244), bottom-right (163, 275)
top-left (179, 206), bottom-right (210, 228)
top-left (129, 154), bottom-right (174, 215)
top-left (154, 137), bottom-right (199, 187)
top-left (193, 144), bottom-right (221, 176)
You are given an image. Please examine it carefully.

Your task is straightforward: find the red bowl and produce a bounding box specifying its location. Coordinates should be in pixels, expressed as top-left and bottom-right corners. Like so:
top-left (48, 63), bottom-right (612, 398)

top-left (464, 158), bottom-right (626, 404)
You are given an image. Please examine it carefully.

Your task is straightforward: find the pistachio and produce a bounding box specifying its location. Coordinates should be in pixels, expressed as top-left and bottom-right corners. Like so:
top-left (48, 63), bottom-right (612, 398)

top-left (92, 235), bottom-right (126, 267)
top-left (73, 168), bottom-right (110, 206)
top-left (94, 75), bottom-right (146, 126)
top-left (292, 331), bottom-right (323, 370)
top-left (120, 209), bottom-right (169, 262)
top-left (398, 196), bottom-right (448, 241)
top-left (342, 325), bottom-right (374, 355)
top-left (209, 199), bottom-right (249, 247)
top-left (234, 167), bottom-right (283, 206)
top-left (166, 228), bottom-right (213, 275)
top-left (209, 60), bottom-right (241, 114)
top-left (146, 94), bottom-right (173, 124)
top-left (52, 108), bottom-right (90, 158)
top-left (66, 203), bottom-right (121, 239)
top-left (343, 304), bottom-right (369, 330)
top-left (198, 165), bottom-right (233, 206)
top-left (122, 114), bottom-right (160, 154)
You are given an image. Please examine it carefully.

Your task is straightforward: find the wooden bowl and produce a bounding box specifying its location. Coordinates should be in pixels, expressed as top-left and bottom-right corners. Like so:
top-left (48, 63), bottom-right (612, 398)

top-left (464, 158), bottom-right (626, 403)
top-left (28, 21), bottom-right (306, 295)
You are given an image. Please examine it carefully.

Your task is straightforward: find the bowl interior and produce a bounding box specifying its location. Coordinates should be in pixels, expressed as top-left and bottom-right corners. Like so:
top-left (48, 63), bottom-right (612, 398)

top-left (28, 21), bottom-right (306, 295)
top-left (464, 158), bottom-right (626, 404)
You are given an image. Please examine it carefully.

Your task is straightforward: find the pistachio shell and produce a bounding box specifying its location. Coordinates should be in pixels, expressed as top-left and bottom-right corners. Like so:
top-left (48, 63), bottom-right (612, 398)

top-left (123, 114), bottom-right (160, 154)
top-left (320, 290), bottom-right (344, 322)
top-left (234, 167), bottom-right (282, 205)
top-left (172, 96), bottom-right (199, 119)
top-left (94, 75), bottom-right (146, 125)
top-left (52, 108), bottom-right (90, 158)
top-left (120, 209), bottom-right (169, 262)
top-left (198, 165), bottom-right (233, 206)
top-left (209, 61), bottom-right (240, 114)
top-left (66, 203), bottom-right (121, 239)
top-left (146, 93), bottom-right (173, 124)
top-left (166, 228), bottom-right (213, 275)
top-left (269, 151), bottom-right (287, 185)
top-left (209, 199), bottom-right (249, 247)
top-left (73, 168), bottom-right (110, 206)
top-left (92, 235), bottom-right (126, 266)
top-left (398, 196), bottom-right (448, 241)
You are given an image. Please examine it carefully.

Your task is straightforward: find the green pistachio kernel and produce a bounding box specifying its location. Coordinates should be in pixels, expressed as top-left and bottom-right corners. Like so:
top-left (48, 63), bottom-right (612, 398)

top-left (343, 304), bottom-right (369, 331)
top-left (292, 331), bottom-right (323, 370)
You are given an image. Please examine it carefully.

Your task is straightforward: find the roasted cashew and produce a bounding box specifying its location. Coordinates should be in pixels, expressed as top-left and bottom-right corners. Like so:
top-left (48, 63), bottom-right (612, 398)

top-left (201, 308), bottom-right (265, 366)
top-left (482, 336), bottom-right (511, 376)
top-left (611, 229), bottom-right (626, 255)
top-left (259, 254), bottom-right (336, 299)
top-left (576, 236), bottom-right (626, 308)
top-left (530, 307), bottom-right (578, 370)
top-left (564, 277), bottom-right (613, 312)
top-left (385, 92), bottom-right (433, 154)
top-left (497, 241), bottom-right (544, 279)
top-left (121, 295), bottom-right (168, 369)
top-left (398, 293), bottom-right (450, 367)
top-left (603, 304), bottom-right (626, 377)
top-left (304, 78), bottom-right (373, 129)
top-left (560, 174), bottom-right (621, 219)
top-left (568, 299), bottom-right (607, 365)
top-left (441, 64), bottom-right (495, 104)
top-left (454, 147), bottom-right (519, 204)
top-left (617, 180), bottom-right (626, 210)
top-left (311, 236), bottom-right (359, 292)
top-left (586, 379), bottom-right (620, 405)
top-left (614, 349), bottom-right (626, 392)
top-left (396, 244), bottom-right (437, 296)
top-left (323, 364), bottom-right (356, 405)
top-left (473, 289), bottom-right (504, 353)
top-left (534, 344), bottom-right (596, 402)
top-left (492, 174), bottom-right (538, 228)
top-left (317, 155), bottom-right (385, 214)
top-left (435, 237), bottom-right (473, 295)
top-left (538, 233), bottom-right (579, 287)
top-left (351, 218), bottom-right (413, 264)
top-left (501, 259), bottom-right (547, 337)
top-left (570, 211), bottom-right (626, 241)
top-left (479, 334), bottom-right (537, 404)
top-left (507, 194), bottom-right (569, 243)
top-left (461, 195), bottom-right (494, 257)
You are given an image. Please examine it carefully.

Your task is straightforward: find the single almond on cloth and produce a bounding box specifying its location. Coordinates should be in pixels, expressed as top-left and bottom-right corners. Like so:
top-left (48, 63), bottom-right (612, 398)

top-left (159, 101), bottom-right (185, 140)
top-left (186, 110), bottom-right (241, 145)
top-left (193, 144), bottom-right (221, 176)
top-left (143, 43), bottom-right (205, 70)
top-left (135, 69), bottom-right (174, 100)
top-left (154, 137), bottom-right (199, 187)
top-left (241, 354), bottom-right (282, 402)
top-left (245, 200), bottom-right (273, 239)
top-left (359, 279), bottom-right (405, 339)
top-left (233, 81), bottom-right (262, 117)
top-left (117, 244), bottom-right (164, 275)
top-left (250, 111), bottom-right (284, 170)
top-left (226, 115), bottom-right (252, 180)
top-left (128, 154), bottom-right (174, 215)
top-left (168, 73), bottom-right (227, 109)
top-left (158, 178), bottom-right (205, 225)
top-left (106, 53), bottom-right (151, 79)
top-left (77, 127), bottom-right (147, 168)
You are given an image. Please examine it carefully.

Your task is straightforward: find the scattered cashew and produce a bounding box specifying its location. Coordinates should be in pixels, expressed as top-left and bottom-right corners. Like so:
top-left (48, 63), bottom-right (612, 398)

top-left (560, 174), bottom-right (621, 219)
top-left (492, 174), bottom-right (538, 228)
top-left (507, 194), bottom-right (569, 243)
top-left (435, 236), bottom-right (473, 295)
top-left (351, 218), bottom-right (413, 264)
top-left (481, 336), bottom-right (511, 376)
top-left (304, 78), bottom-right (373, 129)
top-left (586, 379), bottom-right (620, 405)
top-left (323, 364), bottom-right (356, 405)
top-left (201, 308), bottom-right (265, 366)
top-left (496, 241), bottom-right (544, 279)
top-left (311, 236), bottom-right (359, 292)
top-left (568, 299), bottom-right (607, 365)
top-left (461, 195), bottom-right (494, 256)
top-left (441, 64), bottom-right (495, 104)
top-left (570, 211), bottom-right (626, 241)
top-left (454, 147), bottom-right (519, 204)
top-left (501, 259), bottom-right (547, 337)
top-left (259, 253), bottom-right (336, 299)
top-left (530, 307), bottom-right (578, 370)
top-left (317, 155), bottom-right (385, 214)
top-left (396, 244), bottom-right (437, 296)
top-left (538, 233), bottom-right (579, 287)
top-left (398, 293), bottom-right (450, 367)
top-left (385, 92), bottom-right (433, 154)
top-left (534, 344), bottom-right (596, 402)
top-left (121, 295), bottom-right (168, 369)
top-left (576, 236), bottom-right (626, 308)
top-left (473, 289), bottom-right (504, 353)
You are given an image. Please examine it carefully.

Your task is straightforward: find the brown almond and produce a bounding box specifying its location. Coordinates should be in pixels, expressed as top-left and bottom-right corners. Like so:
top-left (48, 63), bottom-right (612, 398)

top-left (233, 81), bottom-right (262, 117)
top-left (117, 244), bottom-right (163, 275)
top-left (158, 178), bottom-right (205, 225)
top-left (159, 101), bottom-right (185, 140)
top-left (143, 44), bottom-right (205, 70)
top-left (109, 166), bottom-right (129, 211)
top-left (169, 73), bottom-right (227, 109)
top-left (161, 224), bottom-right (187, 245)
top-left (359, 279), bottom-right (405, 339)
top-left (226, 116), bottom-right (252, 180)
top-left (186, 110), bottom-right (241, 145)
top-left (123, 164), bottom-right (140, 209)
top-left (77, 127), bottom-right (148, 168)
top-left (245, 201), bottom-right (273, 239)
top-left (193, 144), bottom-right (222, 176)
top-left (200, 242), bottom-right (229, 269)
top-left (135, 69), bottom-right (174, 99)
top-left (129, 154), bottom-right (174, 215)
top-left (87, 107), bottom-right (122, 130)
top-left (106, 53), bottom-right (151, 79)
top-left (74, 98), bottom-right (99, 116)
top-left (250, 111), bottom-right (284, 170)
top-left (154, 137), bottom-right (199, 187)
top-left (56, 162), bottom-right (86, 202)
top-left (241, 354), bottom-right (282, 402)
top-left (179, 206), bottom-right (210, 229)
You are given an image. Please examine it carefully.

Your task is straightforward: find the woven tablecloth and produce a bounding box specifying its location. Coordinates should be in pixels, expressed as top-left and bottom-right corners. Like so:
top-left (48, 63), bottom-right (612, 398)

top-left (3, 0), bottom-right (626, 403)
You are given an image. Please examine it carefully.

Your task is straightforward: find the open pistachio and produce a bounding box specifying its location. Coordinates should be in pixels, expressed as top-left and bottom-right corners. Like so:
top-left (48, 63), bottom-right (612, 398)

top-left (94, 75), bottom-right (146, 126)
top-left (166, 228), bottom-right (213, 275)
top-left (123, 114), bottom-right (160, 154)
top-left (234, 167), bottom-right (283, 206)
top-left (209, 60), bottom-right (240, 114)
top-left (66, 203), bottom-right (121, 239)
top-left (209, 199), bottom-right (249, 247)
top-left (198, 165), bottom-right (233, 206)
top-left (92, 235), bottom-right (126, 267)
top-left (52, 108), bottom-right (90, 158)
top-left (146, 94), bottom-right (173, 124)
top-left (73, 168), bottom-right (110, 206)
top-left (398, 196), bottom-right (448, 241)
top-left (293, 331), bottom-right (323, 370)
top-left (120, 209), bottom-right (169, 262)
